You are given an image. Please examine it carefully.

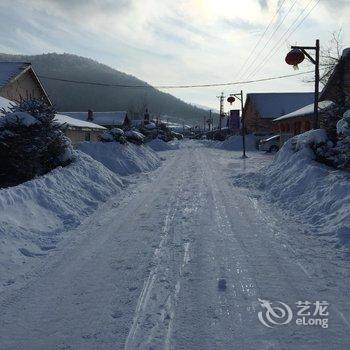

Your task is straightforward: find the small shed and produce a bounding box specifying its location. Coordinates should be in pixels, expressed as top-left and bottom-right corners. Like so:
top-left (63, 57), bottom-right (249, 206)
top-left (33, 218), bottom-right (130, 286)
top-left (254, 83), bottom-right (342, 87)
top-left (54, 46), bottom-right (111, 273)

top-left (55, 114), bottom-right (106, 145)
top-left (0, 62), bottom-right (51, 105)
top-left (62, 110), bottom-right (130, 129)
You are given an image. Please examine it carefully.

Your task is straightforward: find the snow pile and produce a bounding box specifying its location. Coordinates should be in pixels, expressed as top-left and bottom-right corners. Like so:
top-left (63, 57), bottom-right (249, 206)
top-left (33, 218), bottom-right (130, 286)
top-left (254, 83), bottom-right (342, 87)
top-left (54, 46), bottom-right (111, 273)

top-left (0, 151), bottom-right (123, 288)
top-left (233, 130), bottom-right (350, 247)
top-left (219, 134), bottom-right (257, 151)
top-left (0, 96), bottom-right (15, 115)
top-left (78, 142), bottom-right (161, 176)
top-left (147, 138), bottom-right (179, 152)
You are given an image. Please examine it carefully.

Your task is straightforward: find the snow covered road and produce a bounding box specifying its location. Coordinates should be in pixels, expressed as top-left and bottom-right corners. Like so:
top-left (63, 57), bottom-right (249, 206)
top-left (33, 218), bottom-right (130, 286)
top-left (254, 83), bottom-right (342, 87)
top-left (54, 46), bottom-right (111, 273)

top-left (1, 141), bottom-right (349, 349)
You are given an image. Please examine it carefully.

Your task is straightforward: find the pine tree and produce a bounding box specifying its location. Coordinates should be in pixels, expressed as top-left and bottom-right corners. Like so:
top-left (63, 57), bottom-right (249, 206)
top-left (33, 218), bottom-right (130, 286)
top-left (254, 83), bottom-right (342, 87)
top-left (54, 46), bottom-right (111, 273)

top-left (0, 98), bottom-right (73, 187)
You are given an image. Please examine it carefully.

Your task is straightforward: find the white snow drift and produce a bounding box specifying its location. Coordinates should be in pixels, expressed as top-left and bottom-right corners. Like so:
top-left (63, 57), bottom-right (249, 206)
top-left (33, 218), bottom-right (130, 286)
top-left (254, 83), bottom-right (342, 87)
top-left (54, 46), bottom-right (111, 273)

top-left (0, 143), bottom-right (161, 290)
top-left (233, 129), bottom-right (350, 247)
top-left (78, 142), bottom-right (160, 176)
top-left (220, 134), bottom-right (257, 151)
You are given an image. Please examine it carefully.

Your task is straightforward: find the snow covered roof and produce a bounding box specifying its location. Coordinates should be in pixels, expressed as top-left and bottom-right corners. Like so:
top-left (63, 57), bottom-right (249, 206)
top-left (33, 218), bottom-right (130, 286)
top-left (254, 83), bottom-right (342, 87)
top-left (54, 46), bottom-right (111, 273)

top-left (0, 62), bottom-right (31, 88)
top-left (55, 114), bottom-right (106, 130)
top-left (247, 92), bottom-right (315, 119)
top-left (0, 96), bottom-right (15, 114)
top-left (274, 100), bottom-right (334, 122)
top-left (62, 111), bottom-right (127, 127)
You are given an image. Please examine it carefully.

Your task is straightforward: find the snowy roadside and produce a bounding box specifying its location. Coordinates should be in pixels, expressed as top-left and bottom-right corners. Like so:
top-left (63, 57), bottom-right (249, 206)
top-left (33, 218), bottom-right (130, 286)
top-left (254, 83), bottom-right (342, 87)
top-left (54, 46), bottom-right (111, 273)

top-left (232, 130), bottom-right (350, 249)
top-left (0, 142), bottom-right (163, 293)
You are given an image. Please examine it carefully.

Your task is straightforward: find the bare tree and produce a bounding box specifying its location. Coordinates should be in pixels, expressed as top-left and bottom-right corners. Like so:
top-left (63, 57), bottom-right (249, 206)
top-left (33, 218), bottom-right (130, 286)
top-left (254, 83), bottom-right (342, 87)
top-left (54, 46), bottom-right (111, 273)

top-left (320, 29), bottom-right (343, 86)
top-left (302, 29), bottom-right (343, 86)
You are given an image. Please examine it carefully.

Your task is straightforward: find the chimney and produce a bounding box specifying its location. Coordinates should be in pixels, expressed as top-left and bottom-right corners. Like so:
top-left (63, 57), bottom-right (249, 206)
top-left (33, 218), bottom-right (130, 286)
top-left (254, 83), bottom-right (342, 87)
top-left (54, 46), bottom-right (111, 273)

top-left (87, 109), bottom-right (93, 121)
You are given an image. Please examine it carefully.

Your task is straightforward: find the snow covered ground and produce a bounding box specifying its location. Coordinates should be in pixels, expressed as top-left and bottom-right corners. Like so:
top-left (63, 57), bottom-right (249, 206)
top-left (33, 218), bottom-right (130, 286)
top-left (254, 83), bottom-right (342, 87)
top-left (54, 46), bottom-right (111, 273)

top-left (0, 143), bottom-right (161, 294)
top-left (0, 139), bottom-right (349, 349)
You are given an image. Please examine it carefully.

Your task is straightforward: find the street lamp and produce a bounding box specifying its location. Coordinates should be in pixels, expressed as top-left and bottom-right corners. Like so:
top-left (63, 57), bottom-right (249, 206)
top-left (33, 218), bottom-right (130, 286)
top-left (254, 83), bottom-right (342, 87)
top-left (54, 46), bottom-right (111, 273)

top-left (228, 90), bottom-right (247, 158)
top-left (285, 39), bottom-right (320, 129)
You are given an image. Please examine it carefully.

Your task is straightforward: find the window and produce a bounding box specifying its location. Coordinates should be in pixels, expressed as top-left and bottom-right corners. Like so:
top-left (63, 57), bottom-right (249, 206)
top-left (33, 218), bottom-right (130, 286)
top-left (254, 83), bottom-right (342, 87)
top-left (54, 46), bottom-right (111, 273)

top-left (85, 132), bottom-right (91, 141)
top-left (305, 121), bottom-right (311, 131)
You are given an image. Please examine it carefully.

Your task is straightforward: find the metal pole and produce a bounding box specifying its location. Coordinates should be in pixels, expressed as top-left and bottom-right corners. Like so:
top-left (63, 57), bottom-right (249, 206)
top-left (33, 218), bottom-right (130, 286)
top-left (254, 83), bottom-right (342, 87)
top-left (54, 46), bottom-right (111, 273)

top-left (240, 90), bottom-right (247, 158)
top-left (314, 39), bottom-right (320, 129)
top-left (209, 109), bottom-right (212, 131)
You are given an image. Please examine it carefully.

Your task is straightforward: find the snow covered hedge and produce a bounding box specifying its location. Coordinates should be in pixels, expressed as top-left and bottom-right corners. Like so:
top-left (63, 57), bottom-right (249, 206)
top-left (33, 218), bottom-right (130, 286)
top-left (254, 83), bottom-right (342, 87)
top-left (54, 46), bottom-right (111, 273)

top-left (100, 127), bottom-right (127, 144)
top-left (0, 99), bottom-right (73, 187)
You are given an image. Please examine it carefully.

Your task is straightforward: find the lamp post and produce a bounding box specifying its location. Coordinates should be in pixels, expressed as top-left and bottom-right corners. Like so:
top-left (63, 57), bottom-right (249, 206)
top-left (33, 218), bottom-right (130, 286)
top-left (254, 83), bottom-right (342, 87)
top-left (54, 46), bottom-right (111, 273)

top-left (228, 90), bottom-right (247, 158)
top-left (285, 39), bottom-right (320, 129)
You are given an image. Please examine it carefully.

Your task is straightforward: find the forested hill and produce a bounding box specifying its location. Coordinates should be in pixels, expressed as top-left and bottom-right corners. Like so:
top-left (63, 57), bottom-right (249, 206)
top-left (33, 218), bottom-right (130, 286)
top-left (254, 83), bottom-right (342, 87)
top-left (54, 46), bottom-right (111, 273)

top-left (0, 52), bottom-right (209, 124)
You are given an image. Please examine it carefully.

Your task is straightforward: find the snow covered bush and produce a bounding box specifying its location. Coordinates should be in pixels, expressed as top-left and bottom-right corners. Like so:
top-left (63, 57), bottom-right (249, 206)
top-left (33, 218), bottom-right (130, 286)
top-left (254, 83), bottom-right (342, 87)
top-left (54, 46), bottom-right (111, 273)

top-left (100, 128), bottom-right (127, 144)
top-left (0, 98), bottom-right (73, 186)
top-left (313, 110), bottom-right (350, 170)
top-left (125, 130), bottom-right (145, 144)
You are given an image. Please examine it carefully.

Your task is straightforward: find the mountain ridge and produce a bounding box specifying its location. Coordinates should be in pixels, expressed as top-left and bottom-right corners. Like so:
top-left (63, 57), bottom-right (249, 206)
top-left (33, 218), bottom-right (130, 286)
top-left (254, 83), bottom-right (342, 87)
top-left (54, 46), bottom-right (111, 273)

top-left (0, 52), bottom-right (210, 124)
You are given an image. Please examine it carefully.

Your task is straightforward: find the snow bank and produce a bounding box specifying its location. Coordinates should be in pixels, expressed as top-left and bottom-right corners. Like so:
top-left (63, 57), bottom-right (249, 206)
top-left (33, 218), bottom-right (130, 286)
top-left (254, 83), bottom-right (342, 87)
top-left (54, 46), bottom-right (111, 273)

top-left (233, 130), bottom-right (350, 247)
top-left (147, 138), bottom-right (179, 152)
top-left (0, 142), bottom-right (161, 289)
top-left (0, 151), bottom-right (123, 288)
top-left (219, 134), bottom-right (257, 151)
top-left (78, 142), bottom-right (160, 176)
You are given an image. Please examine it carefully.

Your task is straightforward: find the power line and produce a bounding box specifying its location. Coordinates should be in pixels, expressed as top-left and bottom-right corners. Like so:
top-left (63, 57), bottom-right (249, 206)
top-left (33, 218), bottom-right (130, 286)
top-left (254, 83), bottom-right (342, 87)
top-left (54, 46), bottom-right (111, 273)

top-left (38, 70), bottom-right (314, 89)
top-left (285, 0), bottom-right (321, 41)
top-left (240, 0), bottom-right (299, 81)
top-left (246, 0), bottom-right (320, 79)
top-left (235, 0), bottom-right (287, 82)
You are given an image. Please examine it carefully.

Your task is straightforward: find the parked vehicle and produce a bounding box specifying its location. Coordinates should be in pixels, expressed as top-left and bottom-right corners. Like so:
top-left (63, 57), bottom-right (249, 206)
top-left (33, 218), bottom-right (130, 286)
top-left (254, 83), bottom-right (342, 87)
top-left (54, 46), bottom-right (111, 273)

top-left (258, 134), bottom-right (280, 152)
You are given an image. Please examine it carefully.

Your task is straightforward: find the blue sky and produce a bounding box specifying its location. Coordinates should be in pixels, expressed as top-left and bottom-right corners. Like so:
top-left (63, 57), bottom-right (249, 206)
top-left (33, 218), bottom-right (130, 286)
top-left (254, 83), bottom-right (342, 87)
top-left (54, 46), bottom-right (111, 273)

top-left (1, 0), bottom-right (349, 110)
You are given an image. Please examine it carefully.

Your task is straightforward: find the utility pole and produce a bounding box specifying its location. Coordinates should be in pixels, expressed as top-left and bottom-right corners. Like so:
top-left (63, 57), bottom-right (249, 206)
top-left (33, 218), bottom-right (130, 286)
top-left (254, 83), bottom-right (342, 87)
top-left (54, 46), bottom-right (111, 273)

top-left (209, 109), bottom-right (212, 131)
top-left (217, 92), bottom-right (225, 130)
top-left (228, 90), bottom-right (247, 158)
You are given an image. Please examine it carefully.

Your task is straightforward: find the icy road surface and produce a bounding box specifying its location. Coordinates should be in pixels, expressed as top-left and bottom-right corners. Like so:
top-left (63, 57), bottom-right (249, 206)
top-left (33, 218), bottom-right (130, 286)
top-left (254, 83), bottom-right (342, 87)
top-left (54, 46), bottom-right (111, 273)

top-left (1, 141), bottom-right (350, 349)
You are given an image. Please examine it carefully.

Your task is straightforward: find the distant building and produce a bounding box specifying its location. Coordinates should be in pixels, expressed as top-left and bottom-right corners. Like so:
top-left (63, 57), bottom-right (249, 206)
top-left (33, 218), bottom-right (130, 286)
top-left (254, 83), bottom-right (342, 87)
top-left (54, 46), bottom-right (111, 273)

top-left (273, 100), bottom-right (334, 138)
top-left (0, 62), bottom-right (51, 105)
top-left (243, 92), bottom-right (315, 135)
top-left (55, 114), bottom-right (106, 145)
top-left (62, 110), bottom-right (130, 129)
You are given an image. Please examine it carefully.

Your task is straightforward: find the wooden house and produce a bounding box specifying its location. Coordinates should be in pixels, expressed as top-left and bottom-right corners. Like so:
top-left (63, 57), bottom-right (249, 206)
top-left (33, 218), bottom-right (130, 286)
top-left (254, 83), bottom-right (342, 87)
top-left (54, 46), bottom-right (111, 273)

top-left (0, 62), bottom-right (51, 105)
top-left (55, 114), bottom-right (106, 145)
top-left (243, 92), bottom-right (314, 135)
top-left (273, 100), bottom-right (334, 138)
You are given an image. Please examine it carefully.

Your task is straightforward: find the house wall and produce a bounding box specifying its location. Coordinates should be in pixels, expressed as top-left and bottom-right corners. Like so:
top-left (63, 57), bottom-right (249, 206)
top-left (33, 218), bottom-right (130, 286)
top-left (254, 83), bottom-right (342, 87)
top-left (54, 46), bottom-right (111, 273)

top-left (0, 70), bottom-right (48, 103)
top-left (275, 115), bottom-right (313, 139)
top-left (65, 129), bottom-right (103, 146)
top-left (244, 99), bottom-right (274, 134)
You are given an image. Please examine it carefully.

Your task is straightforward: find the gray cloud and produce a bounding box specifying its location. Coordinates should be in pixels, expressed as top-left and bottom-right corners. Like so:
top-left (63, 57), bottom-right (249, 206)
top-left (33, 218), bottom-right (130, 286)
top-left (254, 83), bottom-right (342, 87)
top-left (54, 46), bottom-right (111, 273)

top-left (258, 0), bottom-right (268, 10)
top-left (32, 0), bottom-right (132, 18)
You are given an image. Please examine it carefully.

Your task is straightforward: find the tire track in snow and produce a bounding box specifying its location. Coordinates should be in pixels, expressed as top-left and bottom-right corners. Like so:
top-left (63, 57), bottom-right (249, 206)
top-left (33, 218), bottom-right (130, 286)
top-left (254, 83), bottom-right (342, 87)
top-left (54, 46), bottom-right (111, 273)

top-left (124, 153), bottom-right (188, 350)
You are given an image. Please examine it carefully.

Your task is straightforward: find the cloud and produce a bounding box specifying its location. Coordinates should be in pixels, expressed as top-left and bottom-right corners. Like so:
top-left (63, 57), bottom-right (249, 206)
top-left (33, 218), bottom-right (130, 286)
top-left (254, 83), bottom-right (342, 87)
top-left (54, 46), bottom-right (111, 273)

top-left (258, 0), bottom-right (269, 10)
top-left (1, 0), bottom-right (350, 110)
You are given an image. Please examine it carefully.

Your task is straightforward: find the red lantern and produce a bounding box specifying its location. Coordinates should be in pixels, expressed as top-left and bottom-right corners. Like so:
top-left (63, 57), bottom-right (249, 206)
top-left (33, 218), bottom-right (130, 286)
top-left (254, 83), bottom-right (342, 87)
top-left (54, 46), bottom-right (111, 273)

top-left (227, 96), bottom-right (235, 104)
top-left (285, 49), bottom-right (305, 70)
